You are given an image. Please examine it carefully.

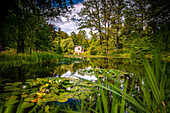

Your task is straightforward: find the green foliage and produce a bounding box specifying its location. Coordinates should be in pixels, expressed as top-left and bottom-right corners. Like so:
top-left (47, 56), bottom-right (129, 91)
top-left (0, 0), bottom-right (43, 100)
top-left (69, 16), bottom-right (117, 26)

top-left (70, 31), bottom-right (79, 46)
top-left (0, 52), bottom-right (63, 69)
top-left (130, 33), bottom-right (154, 56)
top-left (35, 24), bottom-right (53, 51)
top-left (88, 39), bottom-right (100, 55)
top-left (1, 12), bottom-right (54, 53)
top-left (60, 38), bottom-right (74, 54)
top-left (0, 0), bottom-right (74, 52)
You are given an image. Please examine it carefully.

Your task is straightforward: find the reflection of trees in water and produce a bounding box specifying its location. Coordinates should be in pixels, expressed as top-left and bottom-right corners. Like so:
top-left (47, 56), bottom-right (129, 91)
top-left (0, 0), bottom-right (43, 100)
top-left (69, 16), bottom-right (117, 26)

top-left (89, 58), bottom-right (143, 74)
top-left (53, 61), bottom-right (90, 76)
top-left (0, 64), bottom-right (39, 82)
top-left (89, 58), bottom-right (144, 92)
top-left (0, 58), bottom-right (144, 82)
top-left (72, 61), bottom-right (90, 71)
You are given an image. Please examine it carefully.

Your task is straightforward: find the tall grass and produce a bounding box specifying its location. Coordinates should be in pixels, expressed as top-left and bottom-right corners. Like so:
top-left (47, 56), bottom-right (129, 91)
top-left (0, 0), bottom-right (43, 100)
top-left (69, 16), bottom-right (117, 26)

top-left (0, 52), bottom-right (63, 70)
top-left (91, 51), bottom-right (168, 113)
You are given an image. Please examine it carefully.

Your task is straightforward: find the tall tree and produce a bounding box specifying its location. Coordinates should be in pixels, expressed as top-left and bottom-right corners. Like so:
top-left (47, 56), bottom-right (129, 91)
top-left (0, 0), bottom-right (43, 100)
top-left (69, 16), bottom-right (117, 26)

top-left (110, 0), bottom-right (125, 49)
top-left (78, 0), bottom-right (104, 47)
top-left (70, 31), bottom-right (79, 46)
top-left (0, 0), bottom-right (73, 52)
top-left (52, 29), bottom-right (69, 53)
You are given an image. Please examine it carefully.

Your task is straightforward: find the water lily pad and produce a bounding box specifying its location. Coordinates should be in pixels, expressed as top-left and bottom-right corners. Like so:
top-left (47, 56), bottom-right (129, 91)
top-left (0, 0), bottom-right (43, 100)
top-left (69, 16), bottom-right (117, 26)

top-left (5, 83), bottom-right (13, 85)
top-left (12, 82), bottom-right (22, 86)
top-left (80, 94), bottom-right (86, 100)
top-left (74, 95), bottom-right (79, 100)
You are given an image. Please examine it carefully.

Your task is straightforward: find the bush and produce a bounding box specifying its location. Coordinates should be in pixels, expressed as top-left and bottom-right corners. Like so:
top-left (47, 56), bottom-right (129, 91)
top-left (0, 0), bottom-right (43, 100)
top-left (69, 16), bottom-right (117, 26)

top-left (73, 52), bottom-right (84, 56)
top-left (109, 49), bottom-right (123, 54)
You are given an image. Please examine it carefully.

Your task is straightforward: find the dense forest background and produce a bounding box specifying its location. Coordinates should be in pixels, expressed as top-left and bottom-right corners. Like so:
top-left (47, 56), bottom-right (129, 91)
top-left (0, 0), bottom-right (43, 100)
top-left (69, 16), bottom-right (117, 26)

top-left (0, 0), bottom-right (169, 56)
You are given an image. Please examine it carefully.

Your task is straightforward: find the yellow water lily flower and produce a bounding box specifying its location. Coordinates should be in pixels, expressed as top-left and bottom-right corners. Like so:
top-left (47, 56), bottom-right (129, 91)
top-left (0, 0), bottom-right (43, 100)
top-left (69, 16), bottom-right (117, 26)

top-left (98, 75), bottom-right (104, 77)
top-left (88, 84), bottom-right (92, 86)
top-left (45, 83), bottom-right (49, 87)
top-left (57, 98), bottom-right (68, 102)
top-left (36, 92), bottom-right (45, 97)
top-left (49, 80), bottom-right (52, 83)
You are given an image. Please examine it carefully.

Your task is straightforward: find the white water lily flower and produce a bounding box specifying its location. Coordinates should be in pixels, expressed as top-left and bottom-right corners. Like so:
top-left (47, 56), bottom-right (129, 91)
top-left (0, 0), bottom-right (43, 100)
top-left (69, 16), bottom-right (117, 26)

top-left (22, 85), bottom-right (26, 89)
top-left (66, 87), bottom-right (71, 91)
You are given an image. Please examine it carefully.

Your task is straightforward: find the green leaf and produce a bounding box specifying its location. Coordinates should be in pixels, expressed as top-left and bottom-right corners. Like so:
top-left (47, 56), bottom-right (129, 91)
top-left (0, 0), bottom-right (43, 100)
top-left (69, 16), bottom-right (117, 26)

top-left (21, 102), bottom-right (34, 108)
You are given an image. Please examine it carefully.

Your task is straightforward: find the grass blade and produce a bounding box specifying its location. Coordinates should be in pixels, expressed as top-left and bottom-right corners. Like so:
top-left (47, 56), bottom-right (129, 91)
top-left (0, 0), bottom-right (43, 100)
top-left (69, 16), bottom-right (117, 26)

top-left (120, 79), bottom-right (128, 113)
top-left (97, 76), bottom-right (108, 113)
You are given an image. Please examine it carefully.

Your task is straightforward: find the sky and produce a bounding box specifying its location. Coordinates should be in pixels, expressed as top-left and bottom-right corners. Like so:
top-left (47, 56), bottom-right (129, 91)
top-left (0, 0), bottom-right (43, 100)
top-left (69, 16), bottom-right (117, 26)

top-left (47, 0), bottom-right (91, 38)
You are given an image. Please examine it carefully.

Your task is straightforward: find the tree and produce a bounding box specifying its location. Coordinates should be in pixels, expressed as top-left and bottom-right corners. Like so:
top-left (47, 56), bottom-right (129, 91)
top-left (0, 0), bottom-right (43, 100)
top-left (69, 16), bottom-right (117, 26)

top-left (78, 0), bottom-right (126, 52)
top-left (109, 0), bottom-right (125, 49)
top-left (1, 7), bottom-right (42, 53)
top-left (52, 29), bottom-right (69, 53)
top-left (78, 0), bottom-right (104, 47)
top-left (35, 24), bottom-right (53, 51)
top-left (0, 0), bottom-right (74, 52)
top-left (70, 31), bottom-right (79, 46)
top-left (60, 38), bottom-right (74, 54)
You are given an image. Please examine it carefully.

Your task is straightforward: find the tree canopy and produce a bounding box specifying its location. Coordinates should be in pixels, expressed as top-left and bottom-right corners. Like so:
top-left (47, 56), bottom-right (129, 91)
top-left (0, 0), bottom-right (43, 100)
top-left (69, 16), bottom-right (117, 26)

top-left (0, 0), bottom-right (169, 55)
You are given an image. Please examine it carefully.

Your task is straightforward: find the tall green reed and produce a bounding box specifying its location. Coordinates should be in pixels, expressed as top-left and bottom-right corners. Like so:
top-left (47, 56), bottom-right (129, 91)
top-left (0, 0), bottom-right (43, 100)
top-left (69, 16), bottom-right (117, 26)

top-left (92, 51), bottom-right (168, 113)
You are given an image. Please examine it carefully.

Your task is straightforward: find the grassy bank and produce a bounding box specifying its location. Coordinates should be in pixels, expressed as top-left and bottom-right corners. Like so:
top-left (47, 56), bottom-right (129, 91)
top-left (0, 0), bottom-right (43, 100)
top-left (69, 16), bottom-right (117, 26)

top-left (0, 52), bottom-right (63, 70)
top-left (64, 54), bottom-right (131, 58)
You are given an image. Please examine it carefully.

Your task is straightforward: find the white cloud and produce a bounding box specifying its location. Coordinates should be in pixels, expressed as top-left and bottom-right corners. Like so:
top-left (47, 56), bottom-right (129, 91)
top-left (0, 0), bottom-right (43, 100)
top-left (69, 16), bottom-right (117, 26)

top-left (60, 17), bottom-right (68, 22)
top-left (47, 2), bottom-right (91, 38)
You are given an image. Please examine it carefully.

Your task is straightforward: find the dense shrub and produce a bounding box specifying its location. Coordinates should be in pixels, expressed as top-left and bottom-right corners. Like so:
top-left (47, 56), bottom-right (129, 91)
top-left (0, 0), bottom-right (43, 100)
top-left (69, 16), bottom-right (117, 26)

top-left (73, 52), bottom-right (84, 55)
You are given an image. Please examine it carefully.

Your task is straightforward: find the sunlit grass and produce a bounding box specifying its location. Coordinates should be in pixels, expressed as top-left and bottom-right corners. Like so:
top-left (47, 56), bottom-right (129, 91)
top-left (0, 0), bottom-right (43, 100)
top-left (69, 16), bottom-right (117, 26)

top-left (0, 52), bottom-right (63, 70)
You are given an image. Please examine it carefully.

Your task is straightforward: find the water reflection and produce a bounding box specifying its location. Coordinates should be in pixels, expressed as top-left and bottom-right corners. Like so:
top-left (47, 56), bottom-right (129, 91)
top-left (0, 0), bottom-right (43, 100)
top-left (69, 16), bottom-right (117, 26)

top-left (60, 70), bottom-right (97, 81)
top-left (0, 58), bottom-right (144, 82)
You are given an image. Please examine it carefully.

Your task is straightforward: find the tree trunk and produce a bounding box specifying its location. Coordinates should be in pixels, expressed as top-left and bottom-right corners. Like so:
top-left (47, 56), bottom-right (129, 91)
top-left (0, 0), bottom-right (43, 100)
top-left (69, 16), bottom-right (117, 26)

top-left (116, 18), bottom-right (120, 49)
top-left (107, 23), bottom-right (109, 54)
top-left (0, 1), bottom-right (9, 52)
top-left (17, 37), bottom-right (25, 53)
top-left (21, 38), bottom-right (25, 53)
top-left (0, 30), bottom-right (2, 52)
top-left (17, 39), bottom-right (21, 53)
top-left (141, 13), bottom-right (144, 39)
top-left (116, 35), bottom-right (119, 49)
top-left (99, 30), bottom-right (102, 47)
top-left (30, 48), bottom-right (32, 54)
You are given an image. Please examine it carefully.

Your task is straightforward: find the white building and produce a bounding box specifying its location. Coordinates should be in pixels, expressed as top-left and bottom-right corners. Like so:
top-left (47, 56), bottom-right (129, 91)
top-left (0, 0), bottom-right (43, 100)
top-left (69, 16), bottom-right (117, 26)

top-left (74, 45), bottom-right (84, 54)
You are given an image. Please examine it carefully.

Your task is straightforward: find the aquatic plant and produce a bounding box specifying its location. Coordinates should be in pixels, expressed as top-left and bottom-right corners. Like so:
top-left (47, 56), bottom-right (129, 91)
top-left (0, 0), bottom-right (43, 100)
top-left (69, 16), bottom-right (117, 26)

top-left (0, 77), bottom-right (94, 113)
top-left (87, 53), bottom-right (168, 113)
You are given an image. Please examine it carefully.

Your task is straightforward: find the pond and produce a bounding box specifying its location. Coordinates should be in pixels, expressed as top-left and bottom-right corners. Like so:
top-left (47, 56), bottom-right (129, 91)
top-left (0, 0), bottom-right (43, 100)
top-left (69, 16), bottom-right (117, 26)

top-left (1, 58), bottom-right (168, 112)
top-left (0, 58), bottom-right (144, 82)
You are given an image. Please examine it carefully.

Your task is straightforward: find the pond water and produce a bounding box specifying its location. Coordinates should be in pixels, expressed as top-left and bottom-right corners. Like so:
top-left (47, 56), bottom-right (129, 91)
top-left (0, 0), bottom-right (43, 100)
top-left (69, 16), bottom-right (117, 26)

top-left (0, 58), bottom-right (144, 82)
top-left (0, 58), bottom-right (169, 112)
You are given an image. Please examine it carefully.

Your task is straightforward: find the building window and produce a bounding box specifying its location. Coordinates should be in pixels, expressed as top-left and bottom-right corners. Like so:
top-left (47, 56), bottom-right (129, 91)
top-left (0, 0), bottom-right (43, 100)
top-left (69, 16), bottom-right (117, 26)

top-left (78, 48), bottom-right (80, 50)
